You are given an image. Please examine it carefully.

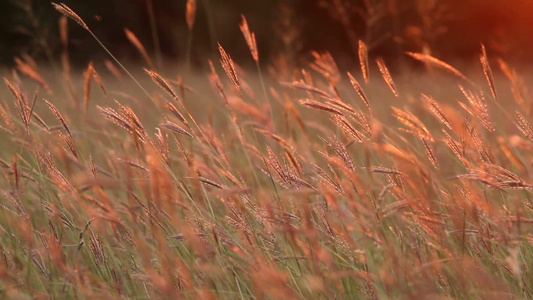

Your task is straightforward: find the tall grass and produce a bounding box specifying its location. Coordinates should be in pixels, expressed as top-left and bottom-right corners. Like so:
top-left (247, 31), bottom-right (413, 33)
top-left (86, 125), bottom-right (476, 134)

top-left (0, 2), bottom-right (531, 299)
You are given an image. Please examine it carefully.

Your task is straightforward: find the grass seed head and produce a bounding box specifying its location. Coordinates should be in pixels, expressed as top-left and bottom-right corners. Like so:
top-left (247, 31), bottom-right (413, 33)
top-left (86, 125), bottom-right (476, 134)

top-left (52, 3), bottom-right (89, 31)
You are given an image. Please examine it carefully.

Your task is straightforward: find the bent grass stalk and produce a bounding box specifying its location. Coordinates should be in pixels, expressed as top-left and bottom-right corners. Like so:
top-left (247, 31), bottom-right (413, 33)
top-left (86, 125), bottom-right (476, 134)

top-left (240, 15), bottom-right (275, 129)
top-left (52, 3), bottom-right (153, 105)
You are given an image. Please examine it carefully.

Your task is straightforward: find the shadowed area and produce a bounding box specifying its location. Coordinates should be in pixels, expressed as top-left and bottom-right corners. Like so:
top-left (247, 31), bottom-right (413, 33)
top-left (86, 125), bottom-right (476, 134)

top-left (1, 0), bottom-right (532, 67)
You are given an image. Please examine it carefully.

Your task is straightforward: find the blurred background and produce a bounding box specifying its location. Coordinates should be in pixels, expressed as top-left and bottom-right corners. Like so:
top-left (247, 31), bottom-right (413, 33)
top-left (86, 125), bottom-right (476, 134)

top-left (1, 0), bottom-right (532, 70)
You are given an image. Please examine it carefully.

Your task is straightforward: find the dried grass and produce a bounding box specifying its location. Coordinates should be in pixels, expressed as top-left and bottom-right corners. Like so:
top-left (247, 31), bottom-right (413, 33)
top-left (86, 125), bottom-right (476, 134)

top-left (52, 2), bottom-right (89, 31)
top-left (480, 44), bottom-right (498, 101)
top-left (218, 43), bottom-right (241, 92)
top-left (185, 0), bottom-right (197, 31)
top-left (358, 40), bottom-right (369, 83)
top-left (125, 28), bottom-right (154, 69)
top-left (376, 57), bottom-right (398, 97)
top-left (159, 121), bottom-right (193, 138)
top-left (421, 93), bottom-right (451, 130)
top-left (406, 51), bottom-right (469, 82)
top-left (15, 57), bottom-right (52, 95)
top-left (0, 5), bottom-right (531, 300)
top-left (299, 98), bottom-right (344, 115)
top-left (347, 72), bottom-right (371, 112)
top-left (239, 15), bottom-right (258, 62)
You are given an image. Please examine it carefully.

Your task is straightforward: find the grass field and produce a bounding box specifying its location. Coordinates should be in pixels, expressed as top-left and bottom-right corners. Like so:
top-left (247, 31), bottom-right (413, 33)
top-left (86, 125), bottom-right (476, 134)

top-left (0, 3), bottom-right (532, 299)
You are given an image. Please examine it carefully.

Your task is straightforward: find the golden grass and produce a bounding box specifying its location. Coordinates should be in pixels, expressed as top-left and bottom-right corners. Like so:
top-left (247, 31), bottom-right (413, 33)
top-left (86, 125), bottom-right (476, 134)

top-left (0, 3), bottom-right (532, 300)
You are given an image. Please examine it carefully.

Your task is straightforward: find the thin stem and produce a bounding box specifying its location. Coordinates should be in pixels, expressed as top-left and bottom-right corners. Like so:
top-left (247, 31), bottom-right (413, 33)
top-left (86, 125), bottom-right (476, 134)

top-left (146, 0), bottom-right (162, 69)
top-left (255, 61), bottom-right (275, 130)
top-left (185, 29), bottom-right (194, 72)
top-left (87, 30), bottom-right (153, 103)
top-left (201, 0), bottom-right (218, 56)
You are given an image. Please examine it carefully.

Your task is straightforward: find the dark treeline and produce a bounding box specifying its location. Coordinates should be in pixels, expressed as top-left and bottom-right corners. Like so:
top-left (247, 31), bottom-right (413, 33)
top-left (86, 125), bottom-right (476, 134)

top-left (1, 0), bottom-right (531, 69)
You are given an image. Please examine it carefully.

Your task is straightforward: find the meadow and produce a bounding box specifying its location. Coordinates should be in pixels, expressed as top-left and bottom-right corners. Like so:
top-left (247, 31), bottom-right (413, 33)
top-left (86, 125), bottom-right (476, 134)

top-left (0, 3), bottom-right (532, 299)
